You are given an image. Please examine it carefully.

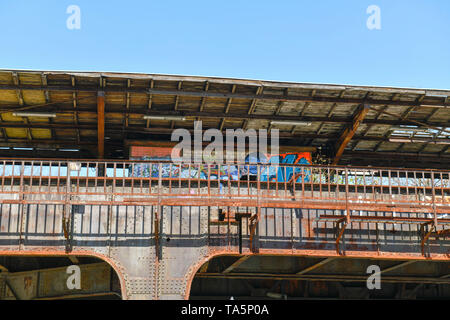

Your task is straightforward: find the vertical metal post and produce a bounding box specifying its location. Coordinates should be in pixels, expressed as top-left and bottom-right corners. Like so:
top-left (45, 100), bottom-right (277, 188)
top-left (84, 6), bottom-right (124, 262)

top-left (18, 161), bottom-right (25, 249)
top-left (431, 171), bottom-right (437, 226)
top-left (345, 167), bottom-right (350, 224)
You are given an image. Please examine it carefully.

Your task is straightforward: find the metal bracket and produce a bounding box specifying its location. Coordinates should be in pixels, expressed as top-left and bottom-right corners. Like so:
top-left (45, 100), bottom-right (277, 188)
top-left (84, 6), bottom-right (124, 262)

top-left (420, 222), bottom-right (435, 257)
top-left (155, 212), bottom-right (160, 260)
top-left (335, 218), bottom-right (347, 255)
top-left (249, 213), bottom-right (259, 253)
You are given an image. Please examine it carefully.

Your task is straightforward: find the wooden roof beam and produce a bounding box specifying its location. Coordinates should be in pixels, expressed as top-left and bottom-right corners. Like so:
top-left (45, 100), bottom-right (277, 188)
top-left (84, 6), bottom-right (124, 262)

top-left (125, 79), bottom-right (131, 130)
top-left (97, 91), bottom-right (105, 159)
top-left (171, 81), bottom-right (183, 129)
top-left (41, 74), bottom-right (56, 141)
top-left (292, 89), bottom-right (317, 135)
top-left (242, 86), bottom-right (263, 130)
top-left (1, 105), bottom-right (448, 127)
top-left (3, 84), bottom-right (449, 108)
top-left (0, 122), bottom-right (448, 144)
top-left (71, 76), bottom-right (80, 143)
top-left (146, 79), bottom-right (154, 128)
top-left (219, 84), bottom-right (237, 131)
top-left (12, 72), bottom-right (32, 141)
top-left (332, 104), bottom-right (370, 165)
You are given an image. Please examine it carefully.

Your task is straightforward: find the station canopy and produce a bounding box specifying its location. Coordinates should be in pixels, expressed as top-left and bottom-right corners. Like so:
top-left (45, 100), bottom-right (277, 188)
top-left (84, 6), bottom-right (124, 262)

top-left (0, 69), bottom-right (448, 169)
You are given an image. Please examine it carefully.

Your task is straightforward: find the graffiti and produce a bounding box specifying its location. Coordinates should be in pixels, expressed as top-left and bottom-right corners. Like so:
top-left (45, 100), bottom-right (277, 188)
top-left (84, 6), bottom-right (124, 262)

top-left (129, 146), bottom-right (312, 183)
top-left (244, 152), bottom-right (312, 183)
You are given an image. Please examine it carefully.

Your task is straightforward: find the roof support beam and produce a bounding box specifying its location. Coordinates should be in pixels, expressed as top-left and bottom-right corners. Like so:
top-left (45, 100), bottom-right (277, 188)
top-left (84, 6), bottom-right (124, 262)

top-left (1, 84), bottom-right (448, 108)
top-left (195, 273), bottom-right (450, 285)
top-left (97, 91), bottom-right (105, 159)
top-left (41, 74), bottom-right (56, 140)
top-left (11, 72), bottom-right (32, 141)
top-left (222, 255), bottom-right (252, 274)
top-left (377, 261), bottom-right (416, 275)
top-left (296, 257), bottom-right (336, 275)
top-left (1, 105), bottom-right (448, 128)
top-left (0, 123), bottom-right (447, 145)
top-left (72, 76), bottom-right (80, 143)
top-left (146, 79), bottom-right (154, 128)
top-left (242, 86), bottom-right (263, 130)
top-left (125, 79), bottom-right (131, 130)
top-left (196, 81), bottom-right (209, 126)
top-left (332, 104), bottom-right (370, 165)
top-left (219, 84), bottom-right (237, 131)
top-left (292, 89), bottom-right (317, 134)
top-left (171, 81), bottom-right (183, 128)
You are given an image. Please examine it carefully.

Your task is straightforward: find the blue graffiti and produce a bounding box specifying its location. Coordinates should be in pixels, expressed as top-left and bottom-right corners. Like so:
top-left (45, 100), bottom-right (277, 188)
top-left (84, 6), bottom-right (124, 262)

top-left (130, 153), bottom-right (311, 183)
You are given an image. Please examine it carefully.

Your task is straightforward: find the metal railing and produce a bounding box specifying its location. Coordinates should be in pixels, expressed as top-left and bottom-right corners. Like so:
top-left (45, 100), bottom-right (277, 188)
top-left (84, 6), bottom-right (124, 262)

top-left (0, 159), bottom-right (448, 256)
top-left (0, 159), bottom-right (448, 211)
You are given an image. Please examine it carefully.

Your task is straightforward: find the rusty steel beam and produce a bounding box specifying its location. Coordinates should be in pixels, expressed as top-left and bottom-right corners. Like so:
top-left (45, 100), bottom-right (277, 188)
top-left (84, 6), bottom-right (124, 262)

top-left (0, 262), bottom-right (116, 300)
top-left (195, 273), bottom-right (450, 284)
top-left (332, 105), bottom-right (370, 165)
top-left (296, 257), bottom-right (336, 275)
top-left (68, 256), bottom-right (79, 264)
top-left (222, 255), bottom-right (252, 274)
top-left (377, 261), bottom-right (416, 275)
top-left (35, 292), bottom-right (121, 300)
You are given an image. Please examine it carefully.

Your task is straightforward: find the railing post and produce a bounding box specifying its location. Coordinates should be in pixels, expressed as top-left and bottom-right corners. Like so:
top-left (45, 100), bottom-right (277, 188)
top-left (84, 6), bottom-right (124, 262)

top-left (18, 161), bottom-right (25, 249)
top-left (345, 167), bottom-right (350, 224)
top-left (431, 171), bottom-right (437, 226)
top-left (155, 163), bottom-right (162, 260)
top-left (62, 160), bottom-right (72, 252)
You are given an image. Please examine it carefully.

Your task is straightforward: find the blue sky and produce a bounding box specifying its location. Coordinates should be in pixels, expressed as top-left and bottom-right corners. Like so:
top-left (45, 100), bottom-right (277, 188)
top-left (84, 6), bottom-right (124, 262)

top-left (0, 0), bottom-right (449, 89)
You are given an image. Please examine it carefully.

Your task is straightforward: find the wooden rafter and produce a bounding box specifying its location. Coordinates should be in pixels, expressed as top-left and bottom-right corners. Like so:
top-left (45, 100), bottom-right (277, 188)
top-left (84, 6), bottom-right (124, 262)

top-left (146, 79), bottom-right (154, 128)
top-left (317, 91), bottom-right (346, 135)
top-left (332, 104), bottom-right (370, 165)
top-left (291, 89), bottom-right (316, 134)
top-left (72, 76), bottom-right (80, 143)
top-left (2, 83), bottom-right (449, 109)
top-left (440, 145), bottom-right (450, 155)
top-left (97, 91), bottom-right (105, 159)
top-left (219, 84), bottom-right (236, 131)
top-left (267, 101), bottom-right (285, 134)
top-left (0, 121), bottom-right (448, 145)
top-left (0, 112), bottom-right (8, 142)
top-left (199, 81), bottom-right (209, 112)
top-left (300, 89), bottom-right (316, 116)
top-left (41, 74), bottom-right (56, 140)
top-left (0, 105), bottom-right (447, 127)
top-left (125, 79), bottom-right (131, 130)
top-left (12, 72), bottom-right (31, 141)
top-left (400, 94), bottom-right (425, 120)
top-left (171, 81), bottom-right (183, 129)
top-left (327, 90), bottom-right (346, 118)
top-left (242, 86), bottom-right (263, 130)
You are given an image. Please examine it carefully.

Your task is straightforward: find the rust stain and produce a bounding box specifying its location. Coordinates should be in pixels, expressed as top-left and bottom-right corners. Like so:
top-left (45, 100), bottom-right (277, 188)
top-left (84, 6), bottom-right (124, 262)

top-left (24, 276), bottom-right (33, 290)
